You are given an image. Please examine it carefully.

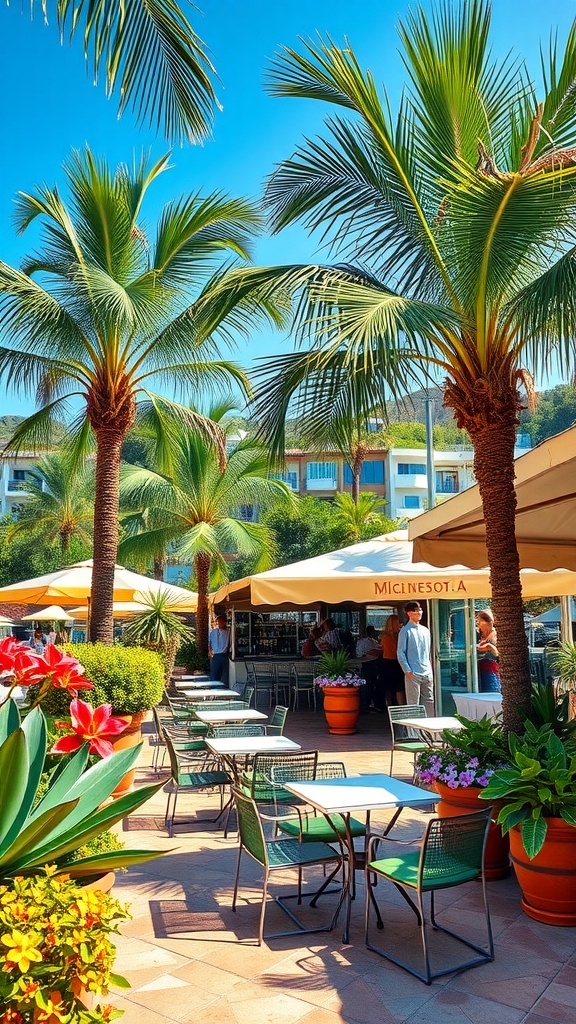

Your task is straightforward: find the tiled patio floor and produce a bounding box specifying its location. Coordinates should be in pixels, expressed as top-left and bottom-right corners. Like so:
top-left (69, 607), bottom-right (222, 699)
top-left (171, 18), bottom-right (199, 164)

top-left (108, 708), bottom-right (576, 1024)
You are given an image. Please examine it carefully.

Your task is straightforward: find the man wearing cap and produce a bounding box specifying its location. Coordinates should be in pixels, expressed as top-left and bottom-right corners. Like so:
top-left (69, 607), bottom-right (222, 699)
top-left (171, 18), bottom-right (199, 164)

top-left (397, 601), bottom-right (435, 716)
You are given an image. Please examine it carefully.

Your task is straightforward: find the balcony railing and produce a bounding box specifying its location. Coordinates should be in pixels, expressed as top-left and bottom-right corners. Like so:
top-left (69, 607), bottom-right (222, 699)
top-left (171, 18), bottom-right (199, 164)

top-left (7, 480), bottom-right (31, 494)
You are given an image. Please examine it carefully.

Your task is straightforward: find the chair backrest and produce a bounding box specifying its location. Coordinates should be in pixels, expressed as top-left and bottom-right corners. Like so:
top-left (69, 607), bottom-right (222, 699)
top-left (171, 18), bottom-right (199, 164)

top-left (291, 664), bottom-right (315, 687)
top-left (208, 724), bottom-right (265, 738)
top-left (247, 750), bottom-right (319, 801)
top-left (163, 731), bottom-right (182, 781)
top-left (233, 788), bottom-right (267, 866)
top-left (243, 686), bottom-right (255, 707)
top-left (315, 761), bottom-right (347, 779)
top-left (388, 704), bottom-right (427, 740)
top-left (268, 705), bottom-right (289, 732)
top-left (420, 809), bottom-right (492, 889)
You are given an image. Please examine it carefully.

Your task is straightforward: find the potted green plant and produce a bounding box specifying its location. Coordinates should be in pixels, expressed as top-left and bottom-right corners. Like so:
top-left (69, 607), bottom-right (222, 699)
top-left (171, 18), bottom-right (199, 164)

top-left (480, 722), bottom-right (576, 925)
top-left (0, 869), bottom-right (129, 1021)
top-left (415, 715), bottom-right (511, 878)
top-left (65, 643), bottom-right (165, 795)
top-left (314, 650), bottom-right (366, 735)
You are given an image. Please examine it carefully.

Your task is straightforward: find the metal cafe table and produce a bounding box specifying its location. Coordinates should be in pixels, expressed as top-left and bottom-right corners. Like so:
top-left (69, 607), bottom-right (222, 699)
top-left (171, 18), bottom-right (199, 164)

top-left (393, 715), bottom-right (463, 742)
top-left (177, 688), bottom-right (241, 700)
top-left (284, 773), bottom-right (434, 944)
top-left (194, 708), bottom-right (268, 726)
top-left (205, 734), bottom-right (301, 779)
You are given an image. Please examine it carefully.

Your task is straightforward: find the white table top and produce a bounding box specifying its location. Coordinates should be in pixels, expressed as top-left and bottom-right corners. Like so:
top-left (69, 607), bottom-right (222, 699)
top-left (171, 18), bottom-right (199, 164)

top-left (177, 688), bottom-right (240, 699)
top-left (206, 735), bottom-right (301, 756)
top-left (174, 676), bottom-right (216, 687)
top-left (453, 692), bottom-right (502, 721)
top-left (284, 773), bottom-right (433, 815)
top-left (195, 709), bottom-right (267, 724)
top-left (393, 716), bottom-right (463, 734)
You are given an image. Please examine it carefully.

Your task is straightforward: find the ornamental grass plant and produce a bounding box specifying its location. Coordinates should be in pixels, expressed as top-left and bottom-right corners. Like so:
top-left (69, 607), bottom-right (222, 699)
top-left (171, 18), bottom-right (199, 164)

top-left (314, 649), bottom-right (366, 688)
top-left (0, 868), bottom-right (128, 1023)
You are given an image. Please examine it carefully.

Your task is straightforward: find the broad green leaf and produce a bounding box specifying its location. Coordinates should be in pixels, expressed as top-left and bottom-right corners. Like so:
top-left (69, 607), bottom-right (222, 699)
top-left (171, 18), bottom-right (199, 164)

top-left (0, 800), bottom-right (78, 869)
top-left (13, 781), bottom-right (162, 870)
top-left (560, 807), bottom-right (576, 828)
top-left (537, 787), bottom-right (553, 804)
top-left (2, 708), bottom-right (48, 848)
top-left (0, 729), bottom-right (29, 851)
top-left (521, 815), bottom-right (548, 859)
top-left (0, 697), bottom-right (20, 744)
top-left (30, 744), bottom-right (90, 821)
top-left (497, 807), bottom-right (528, 834)
top-left (109, 973), bottom-right (131, 990)
top-left (60, 847), bottom-right (168, 877)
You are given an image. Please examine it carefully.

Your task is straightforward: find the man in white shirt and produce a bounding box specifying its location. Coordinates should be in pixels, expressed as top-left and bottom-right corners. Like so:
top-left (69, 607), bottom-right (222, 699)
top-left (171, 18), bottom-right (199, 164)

top-left (397, 601), bottom-right (435, 716)
top-left (209, 614), bottom-right (230, 685)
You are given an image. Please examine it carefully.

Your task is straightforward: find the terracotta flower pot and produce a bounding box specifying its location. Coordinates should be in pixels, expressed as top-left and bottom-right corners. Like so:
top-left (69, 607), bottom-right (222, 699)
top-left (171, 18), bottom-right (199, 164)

top-left (110, 710), bottom-right (147, 798)
top-left (510, 818), bottom-right (576, 925)
top-left (434, 781), bottom-right (510, 879)
top-left (322, 686), bottom-right (360, 735)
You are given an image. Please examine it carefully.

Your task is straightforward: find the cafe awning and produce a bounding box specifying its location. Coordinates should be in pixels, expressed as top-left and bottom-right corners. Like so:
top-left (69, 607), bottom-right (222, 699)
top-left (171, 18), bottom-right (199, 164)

top-left (212, 530), bottom-right (576, 608)
top-left (409, 425), bottom-right (576, 571)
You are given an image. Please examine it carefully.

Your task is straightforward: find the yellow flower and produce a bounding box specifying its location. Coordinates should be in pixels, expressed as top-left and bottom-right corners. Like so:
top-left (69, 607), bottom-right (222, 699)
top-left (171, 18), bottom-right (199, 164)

top-left (32, 991), bottom-right (68, 1024)
top-left (1, 931), bottom-right (43, 973)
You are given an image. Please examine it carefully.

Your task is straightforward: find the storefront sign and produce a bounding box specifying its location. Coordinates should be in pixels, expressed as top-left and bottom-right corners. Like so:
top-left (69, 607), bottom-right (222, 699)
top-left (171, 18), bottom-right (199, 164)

top-left (374, 579), bottom-right (468, 596)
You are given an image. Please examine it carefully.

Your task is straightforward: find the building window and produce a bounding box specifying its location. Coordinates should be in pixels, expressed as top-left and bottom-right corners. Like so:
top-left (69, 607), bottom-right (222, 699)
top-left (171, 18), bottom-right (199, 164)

top-left (436, 471), bottom-right (459, 494)
top-left (404, 495), bottom-right (420, 509)
top-left (12, 470), bottom-right (26, 481)
top-left (398, 463), bottom-right (426, 475)
top-left (343, 460), bottom-right (385, 485)
top-left (306, 461), bottom-right (337, 481)
top-left (273, 471), bottom-right (298, 490)
top-left (238, 504), bottom-right (256, 522)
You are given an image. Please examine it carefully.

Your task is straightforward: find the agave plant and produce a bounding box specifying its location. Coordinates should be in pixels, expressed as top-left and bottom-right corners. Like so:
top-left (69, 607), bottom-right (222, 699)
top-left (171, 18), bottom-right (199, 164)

top-left (0, 698), bottom-right (163, 881)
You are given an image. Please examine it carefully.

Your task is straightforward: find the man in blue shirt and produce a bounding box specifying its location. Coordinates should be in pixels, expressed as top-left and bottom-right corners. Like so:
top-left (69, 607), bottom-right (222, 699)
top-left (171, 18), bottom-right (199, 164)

top-left (209, 614), bottom-right (231, 685)
top-left (397, 601), bottom-right (435, 716)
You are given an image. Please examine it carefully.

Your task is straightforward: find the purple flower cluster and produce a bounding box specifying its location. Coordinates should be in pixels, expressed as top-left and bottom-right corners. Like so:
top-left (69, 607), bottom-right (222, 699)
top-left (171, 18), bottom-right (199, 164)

top-left (416, 748), bottom-right (496, 789)
top-left (314, 673), bottom-right (366, 688)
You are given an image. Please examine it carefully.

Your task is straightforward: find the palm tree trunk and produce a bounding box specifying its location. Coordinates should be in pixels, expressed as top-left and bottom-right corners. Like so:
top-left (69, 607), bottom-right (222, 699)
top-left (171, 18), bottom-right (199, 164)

top-left (350, 443), bottom-right (367, 505)
top-left (153, 556), bottom-right (165, 581)
top-left (195, 552), bottom-right (211, 660)
top-left (60, 527), bottom-right (72, 556)
top-left (90, 427), bottom-right (125, 643)
top-left (469, 420), bottom-right (531, 731)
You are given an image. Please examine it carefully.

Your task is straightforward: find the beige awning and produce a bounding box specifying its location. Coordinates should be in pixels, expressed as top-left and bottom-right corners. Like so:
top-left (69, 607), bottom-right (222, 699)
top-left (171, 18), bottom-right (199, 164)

top-left (212, 530), bottom-right (576, 607)
top-left (409, 426), bottom-right (576, 570)
top-left (21, 605), bottom-right (74, 622)
top-left (0, 561), bottom-right (198, 612)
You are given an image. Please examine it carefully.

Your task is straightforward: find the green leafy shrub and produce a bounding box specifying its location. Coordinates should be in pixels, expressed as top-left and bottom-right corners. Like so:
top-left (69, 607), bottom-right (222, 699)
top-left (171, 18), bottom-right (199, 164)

top-left (0, 868), bottom-right (128, 1021)
top-left (176, 637), bottom-right (209, 674)
top-left (66, 828), bottom-right (125, 867)
top-left (480, 722), bottom-right (576, 858)
top-left (65, 643), bottom-right (165, 714)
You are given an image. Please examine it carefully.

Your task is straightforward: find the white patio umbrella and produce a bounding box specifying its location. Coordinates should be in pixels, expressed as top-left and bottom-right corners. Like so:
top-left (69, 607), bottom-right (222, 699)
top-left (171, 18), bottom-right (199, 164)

top-left (21, 605), bottom-right (74, 622)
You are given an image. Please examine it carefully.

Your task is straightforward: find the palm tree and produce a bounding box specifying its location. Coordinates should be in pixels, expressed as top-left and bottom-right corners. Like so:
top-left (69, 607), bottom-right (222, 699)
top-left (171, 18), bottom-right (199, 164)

top-left (0, 149), bottom-right (286, 643)
top-left (6, 452), bottom-right (94, 556)
top-left (21, 0), bottom-right (217, 144)
top-left (118, 428), bottom-right (292, 656)
top-left (251, 2), bottom-right (576, 729)
top-left (332, 492), bottom-right (396, 546)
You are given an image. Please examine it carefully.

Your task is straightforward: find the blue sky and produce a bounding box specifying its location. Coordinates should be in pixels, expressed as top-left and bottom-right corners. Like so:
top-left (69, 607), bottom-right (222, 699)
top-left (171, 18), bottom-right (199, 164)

top-left (1, 0), bottom-right (575, 414)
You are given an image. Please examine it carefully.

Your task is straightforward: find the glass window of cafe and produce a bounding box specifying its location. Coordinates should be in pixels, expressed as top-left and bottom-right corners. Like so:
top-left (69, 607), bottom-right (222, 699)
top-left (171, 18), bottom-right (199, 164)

top-left (232, 610), bottom-right (319, 659)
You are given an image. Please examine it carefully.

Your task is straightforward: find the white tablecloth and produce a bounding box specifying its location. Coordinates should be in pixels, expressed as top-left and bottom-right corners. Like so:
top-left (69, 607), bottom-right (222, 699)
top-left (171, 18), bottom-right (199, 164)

top-left (453, 692), bottom-right (502, 721)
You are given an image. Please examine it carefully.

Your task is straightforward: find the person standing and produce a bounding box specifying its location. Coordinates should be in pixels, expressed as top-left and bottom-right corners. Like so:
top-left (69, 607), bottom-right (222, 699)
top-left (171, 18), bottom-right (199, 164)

top-left (380, 614), bottom-right (405, 706)
top-left (476, 609), bottom-right (501, 693)
top-left (209, 614), bottom-right (230, 685)
top-left (356, 625), bottom-right (383, 711)
top-left (396, 601), bottom-right (434, 716)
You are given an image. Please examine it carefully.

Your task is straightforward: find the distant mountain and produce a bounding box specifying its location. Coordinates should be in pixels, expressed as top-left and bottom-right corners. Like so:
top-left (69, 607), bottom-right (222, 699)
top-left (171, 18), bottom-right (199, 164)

top-left (0, 416), bottom-right (24, 441)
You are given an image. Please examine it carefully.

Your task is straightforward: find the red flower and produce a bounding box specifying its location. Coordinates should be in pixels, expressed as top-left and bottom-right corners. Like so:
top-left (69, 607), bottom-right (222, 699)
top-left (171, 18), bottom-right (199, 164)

top-left (51, 698), bottom-right (128, 758)
top-left (0, 636), bottom-right (45, 687)
top-left (40, 644), bottom-right (93, 697)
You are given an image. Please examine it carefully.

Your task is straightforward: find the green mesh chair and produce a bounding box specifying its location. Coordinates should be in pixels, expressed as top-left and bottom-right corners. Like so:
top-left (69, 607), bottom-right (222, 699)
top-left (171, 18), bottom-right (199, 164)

top-left (387, 704), bottom-right (429, 778)
top-left (242, 686), bottom-right (255, 708)
top-left (232, 788), bottom-right (345, 945)
top-left (152, 707), bottom-right (208, 773)
top-left (365, 808), bottom-right (494, 984)
top-left (208, 724), bottom-right (266, 738)
top-left (164, 732), bottom-right (231, 837)
top-left (276, 761), bottom-right (366, 845)
top-left (265, 706), bottom-right (289, 736)
top-left (241, 750), bottom-right (319, 810)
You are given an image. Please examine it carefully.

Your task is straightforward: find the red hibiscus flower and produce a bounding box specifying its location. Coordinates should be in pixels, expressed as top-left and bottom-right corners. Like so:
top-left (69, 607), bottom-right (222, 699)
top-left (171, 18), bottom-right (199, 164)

top-left (0, 636), bottom-right (45, 687)
top-left (51, 698), bottom-right (129, 758)
top-left (40, 644), bottom-right (93, 697)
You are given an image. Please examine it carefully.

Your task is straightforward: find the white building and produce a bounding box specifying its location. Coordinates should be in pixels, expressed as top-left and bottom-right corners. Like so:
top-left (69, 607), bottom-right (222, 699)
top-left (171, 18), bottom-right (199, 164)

top-left (387, 439), bottom-right (531, 520)
top-left (0, 452), bottom-right (43, 516)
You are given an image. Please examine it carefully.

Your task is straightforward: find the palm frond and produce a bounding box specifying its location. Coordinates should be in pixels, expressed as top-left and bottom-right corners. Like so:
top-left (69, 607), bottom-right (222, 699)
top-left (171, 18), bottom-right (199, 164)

top-left (52, 0), bottom-right (217, 143)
